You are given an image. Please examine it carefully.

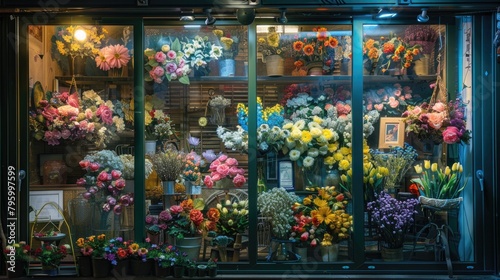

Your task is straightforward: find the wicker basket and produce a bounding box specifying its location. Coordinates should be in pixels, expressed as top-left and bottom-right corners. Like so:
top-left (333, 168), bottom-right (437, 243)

top-left (419, 196), bottom-right (463, 210)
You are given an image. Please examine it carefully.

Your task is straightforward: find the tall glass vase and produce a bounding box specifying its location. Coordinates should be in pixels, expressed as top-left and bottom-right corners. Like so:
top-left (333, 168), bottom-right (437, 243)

top-left (301, 160), bottom-right (324, 189)
top-left (91, 202), bottom-right (122, 237)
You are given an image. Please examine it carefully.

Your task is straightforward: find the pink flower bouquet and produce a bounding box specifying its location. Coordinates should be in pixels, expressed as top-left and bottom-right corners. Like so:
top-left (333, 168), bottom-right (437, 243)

top-left (203, 154), bottom-right (246, 188)
top-left (402, 98), bottom-right (471, 144)
top-left (95, 44), bottom-right (131, 71)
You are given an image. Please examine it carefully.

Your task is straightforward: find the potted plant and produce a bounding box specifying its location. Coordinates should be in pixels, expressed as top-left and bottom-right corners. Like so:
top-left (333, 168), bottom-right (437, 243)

top-left (103, 237), bottom-right (131, 276)
top-left (181, 34), bottom-right (223, 77)
top-left (206, 257), bottom-right (218, 277)
top-left (367, 191), bottom-right (419, 261)
top-left (164, 198), bottom-right (206, 261)
top-left (151, 148), bottom-right (185, 194)
top-left (3, 241), bottom-right (30, 278)
top-left (258, 26), bottom-right (289, 76)
top-left (412, 160), bottom-right (468, 209)
top-left (31, 242), bottom-right (69, 276)
top-left (128, 241), bottom-right (154, 276)
top-left (76, 234), bottom-right (110, 277)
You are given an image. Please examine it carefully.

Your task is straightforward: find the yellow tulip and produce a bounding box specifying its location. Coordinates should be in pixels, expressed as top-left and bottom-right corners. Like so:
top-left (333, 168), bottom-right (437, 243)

top-left (341, 174), bottom-right (347, 182)
top-left (431, 163), bottom-right (438, 172)
top-left (424, 160), bottom-right (431, 169)
top-left (458, 163), bottom-right (463, 173)
top-left (414, 164), bottom-right (422, 174)
top-left (452, 162), bottom-right (458, 172)
top-left (445, 166), bottom-right (451, 175)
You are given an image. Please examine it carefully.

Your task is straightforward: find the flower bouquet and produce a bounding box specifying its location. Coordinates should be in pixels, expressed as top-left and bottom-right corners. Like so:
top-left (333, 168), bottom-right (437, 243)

top-left (291, 186), bottom-right (352, 248)
top-left (119, 154), bottom-right (153, 180)
top-left (205, 199), bottom-right (249, 238)
top-left (95, 44), bottom-right (131, 76)
top-left (402, 98), bottom-right (471, 144)
top-left (378, 36), bottom-right (422, 74)
top-left (144, 39), bottom-right (191, 85)
top-left (103, 237), bottom-right (131, 265)
top-left (258, 27), bottom-right (288, 58)
top-left (29, 89), bottom-right (125, 147)
top-left (412, 160), bottom-right (467, 209)
top-left (257, 187), bottom-right (299, 240)
top-left (370, 143), bottom-right (418, 189)
top-left (213, 28), bottom-right (240, 60)
top-left (32, 243), bottom-right (69, 270)
top-left (77, 150), bottom-right (134, 234)
top-left (364, 83), bottom-right (421, 117)
top-left (4, 241), bottom-right (30, 263)
top-left (208, 95), bottom-right (231, 125)
top-left (164, 198), bottom-right (205, 239)
top-left (203, 154), bottom-right (246, 189)
top-left (181, 35), bottom-right (223, 76)
top-left (367, 191), bottom-right (419, 249)
top-left (151, 148), bottom-right (184, 181)
top-left (292, 26), bottom-right (339, 74)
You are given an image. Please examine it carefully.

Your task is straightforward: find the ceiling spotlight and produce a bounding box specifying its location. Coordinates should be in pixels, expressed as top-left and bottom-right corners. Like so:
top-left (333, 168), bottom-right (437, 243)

top-left (276, 8), bottom-right (288, 24)
top-left (74, 28), bottom-right (87, 41)
top-left (374, 8), bottom-right (397, 19)
top-left (236, 8), bottom-right (255, 25)
top-left (417, 8), bottom-right (429, 23)
top-left (204, 8), bottom-right (216, 25)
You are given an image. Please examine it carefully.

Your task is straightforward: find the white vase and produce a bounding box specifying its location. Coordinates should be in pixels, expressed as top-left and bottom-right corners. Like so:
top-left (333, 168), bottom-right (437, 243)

top-left (320, 243), bottom-right (339, 262)
top-left (145, 140), bottom-right (157, 154)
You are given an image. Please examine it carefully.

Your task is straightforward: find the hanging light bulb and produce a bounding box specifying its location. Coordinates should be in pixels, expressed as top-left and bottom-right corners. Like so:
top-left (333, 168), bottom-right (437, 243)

top-left (74, 28), bottom-right (87, 41)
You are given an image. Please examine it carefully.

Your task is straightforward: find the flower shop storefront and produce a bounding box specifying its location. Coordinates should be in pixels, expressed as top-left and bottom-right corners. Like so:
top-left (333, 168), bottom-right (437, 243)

top-left (1, 2), bottom-right (499, 278)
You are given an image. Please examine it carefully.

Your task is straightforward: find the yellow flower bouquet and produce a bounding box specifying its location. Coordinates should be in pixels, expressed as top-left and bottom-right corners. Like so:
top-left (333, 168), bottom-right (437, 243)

top-left (55, 25), bottom-right (107, 58)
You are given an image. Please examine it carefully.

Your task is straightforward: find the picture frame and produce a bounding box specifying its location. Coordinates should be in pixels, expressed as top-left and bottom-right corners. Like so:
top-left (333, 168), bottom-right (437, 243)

top-left (266, 152), bottom-right (278, 181)
top-left (29, 190), bottom-right (64, 222)
top-left (378, 117), bottom-right (405, 149)
top-left (278, 161), bottom-right (294, 191)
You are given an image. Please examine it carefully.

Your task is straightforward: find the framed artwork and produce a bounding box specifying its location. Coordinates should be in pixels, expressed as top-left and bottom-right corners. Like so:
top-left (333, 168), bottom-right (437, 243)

top-left (278, 161), bottom-right (294, 191)
top-left (29, 190), bottom-right (64, 222)
top-left (378, 117), bottom-right (405, 149)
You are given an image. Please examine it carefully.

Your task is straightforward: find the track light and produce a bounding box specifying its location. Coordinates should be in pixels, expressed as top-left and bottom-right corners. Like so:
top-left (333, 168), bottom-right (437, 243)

top-left (204, 8), bottom-right (216, 25)
top-left (276, 8), bottom-right (288, 24)
top-left (417, 8), bottom-right (429, 23)
top-left (374, 8), bottom-right (397, 19)
top-left (236, 8), bottom-right (255, 25)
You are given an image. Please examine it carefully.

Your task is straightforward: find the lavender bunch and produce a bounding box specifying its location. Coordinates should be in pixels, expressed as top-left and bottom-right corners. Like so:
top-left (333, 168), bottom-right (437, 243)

top-left (367, 191), bottom-right (419, 249)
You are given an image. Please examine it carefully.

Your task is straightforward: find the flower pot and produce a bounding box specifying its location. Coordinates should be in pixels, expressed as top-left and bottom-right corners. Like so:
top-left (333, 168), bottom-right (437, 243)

top-left (413, 54), bottom-right (430, 75)
top-left (145, 140), bottom-right (157, 154)
top-left (208, 267), bottom-right (217, 277)
top-left (175, 236), bottom-right (202, 262)
top-left (147, 231), bottom-right (161, 245)
top-left (162, 181), bottom-right (176, 194)
top-left (197, 265), bottom-right (207, 277)
top-left (186, 267), bottom-right (197, 277)
top-left (294, 247), bottom-right (308, 262)
top-left (41, 265), bottom-right (58, 276)
top-left (173, 265), bottom-right (185, 278)
top-left (91, 257), bottom-right (111, 278)
top-left (130, 258), bottom-right (153, 276)
top-left (185, 181), bottom-right (202, 195)
top-left (77, 255), bottom-right (93, 277)
top-left (381, 246), bottom-right (404, 262)
top-left (112, 259), bottom-right (130, 276)
top-left (154, 263), bottom-right (171, 277)
top-left (264, 55), bottom-right (284, 77)
top-left (419, 196), bottom-right (463, 210)
top-left (219, 59), bottom-right (235, 77)
top-left (320, 243), bottom-right (339, 262)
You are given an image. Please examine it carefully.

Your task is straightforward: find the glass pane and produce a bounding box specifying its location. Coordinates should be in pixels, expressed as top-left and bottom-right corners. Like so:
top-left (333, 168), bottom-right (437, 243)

top-left (362, 24), bottom-right (474, 263)
top-left (28, 24), bottom-right (135, 273)
top-left (144, 25), bottom-right (249, 264)
top-left (255, 24), bottom-right (354, 264)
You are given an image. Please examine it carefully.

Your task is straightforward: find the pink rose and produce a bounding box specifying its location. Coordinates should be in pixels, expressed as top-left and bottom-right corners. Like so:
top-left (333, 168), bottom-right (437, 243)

top-left (166, 50), bottom-right (176, 60)
top-left (153, 66), bottom-right (165, 77)
top-left (203, 176), bottom-right (214, 188)
top-left (410, 106), bottom-right (422, 116)
top-left (61, 129), bottom-right (71, 139)
top-left (432, 102), bottom-right (447, 113)
top-left (404, 93), bottom-right (412, 100)
top-left (169, 205), bottom-right (183, 215)
top-left (89, 162), bottom-right (100, 172)
top-left (388, 97), bottom-right (399, 108)
top-left (76, 178), bottom-right (86, 186)
top-left (310, 239), bottom-right (317, 247)
top-left (114, 178), bottom-right (126, 190)
top-left (393, 89), bottom-right (401, 97)
top-left (211, 173), bottom-right (222, 181)
top-left (58, 105), bottom-right (79, 117)
top-left (228, 166), bottom-right (242, 177)
top-left (442, 126), bottom-right (461, 144)
top-left (96, 104), bottom-right (113, 125)
top-left (111, 170), bottom-right (122, 180)
top-left (113, 205), bottom-right (122, 215)
top-left (119, 194), bottom-right (131, 206)
top-left (79, 160), bottom-right (90, 169)
top-left (218, 154), bottom-right (228, 162)
top-left (58, 92), bottom-right (69, 102)
top-left (225, 157), bottom-right (238, 166)
top-left (98, 171), bottom-right (109, 182)
top-left (44, 130), bottom-right (61, 146)
top-left (87, 122), bottom-right (95, 132)
top-left (366, 103), bottom-right (373, 111)
top-left (41, 106), bottom-right (59, 121)
top-left (216, 164), bottom-right (230, 177)
top-left (233, 174), bottom-right (246, 188)
top-left (155, 51), bottom-right (167, 63)
top-left (427, 112), bottom-right (445, 129)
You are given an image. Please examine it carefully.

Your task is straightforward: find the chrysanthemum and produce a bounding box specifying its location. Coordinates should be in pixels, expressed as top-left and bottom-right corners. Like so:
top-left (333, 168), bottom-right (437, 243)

top-left (105, 44), bottom-right (131, 69)
top-left (302, 156), bottom-right (315, 168)
top-left (289, 149), bottom-right (301, 161)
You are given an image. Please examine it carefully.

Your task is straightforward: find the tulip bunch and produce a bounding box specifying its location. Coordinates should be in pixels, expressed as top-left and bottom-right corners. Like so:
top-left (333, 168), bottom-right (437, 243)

top-left (412, 160), bottom-right (467, 199)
